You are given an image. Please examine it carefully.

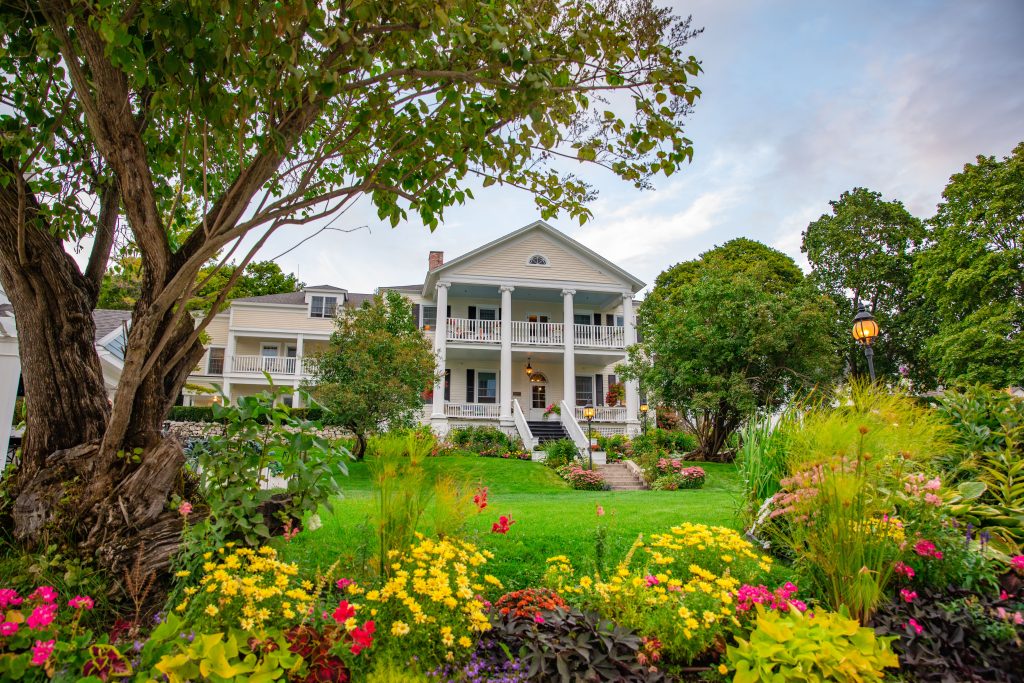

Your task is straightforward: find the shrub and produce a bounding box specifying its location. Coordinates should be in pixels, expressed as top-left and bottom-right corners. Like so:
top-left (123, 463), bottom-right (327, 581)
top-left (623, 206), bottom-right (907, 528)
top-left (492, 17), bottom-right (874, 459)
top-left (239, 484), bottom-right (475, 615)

top-left (598, 433), bottom-right (631, 462)
top-left (543, 438), bottom-right (579, 468)
top-left (725, 606), bottom-right (899, 682)
top-left (560, 465), bottom-right (607, 490)
top-left (870, 586), bottom-right (1024, 682)
top-left (485, 606), bottom-right (660, 682)
top-left (166, 405), bottom-right (216, 422)
top-left (649, 460), bottom-right (705, 490)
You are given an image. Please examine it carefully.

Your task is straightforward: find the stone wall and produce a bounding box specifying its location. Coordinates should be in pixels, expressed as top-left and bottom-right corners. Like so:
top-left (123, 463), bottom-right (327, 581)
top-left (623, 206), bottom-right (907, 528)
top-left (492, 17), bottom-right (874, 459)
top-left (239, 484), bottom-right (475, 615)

top-left (163, 420), bottom-right (353, 442)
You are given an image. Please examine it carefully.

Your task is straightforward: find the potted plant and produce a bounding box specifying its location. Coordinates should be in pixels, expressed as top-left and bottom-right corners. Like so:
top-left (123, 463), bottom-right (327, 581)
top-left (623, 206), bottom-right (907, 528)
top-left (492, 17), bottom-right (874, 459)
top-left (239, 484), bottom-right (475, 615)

top-left (606, 382), bottom-right (625, 407)
top-left (542, 403), bottom-right (561, 420)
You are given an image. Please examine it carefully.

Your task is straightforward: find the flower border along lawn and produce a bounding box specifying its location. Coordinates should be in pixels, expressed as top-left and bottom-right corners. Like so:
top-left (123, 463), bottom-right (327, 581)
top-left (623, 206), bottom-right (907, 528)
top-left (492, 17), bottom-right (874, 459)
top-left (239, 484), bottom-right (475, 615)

top-left (277, 455), bottom-right (742, 590)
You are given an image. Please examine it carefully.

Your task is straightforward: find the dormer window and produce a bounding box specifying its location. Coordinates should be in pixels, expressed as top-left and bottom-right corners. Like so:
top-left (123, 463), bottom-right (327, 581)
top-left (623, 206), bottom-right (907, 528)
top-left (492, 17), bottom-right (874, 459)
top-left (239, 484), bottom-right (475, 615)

top-left (310, 295), bottom-right (338, 318)
top-left (527, 254), bottom-right (549, 266)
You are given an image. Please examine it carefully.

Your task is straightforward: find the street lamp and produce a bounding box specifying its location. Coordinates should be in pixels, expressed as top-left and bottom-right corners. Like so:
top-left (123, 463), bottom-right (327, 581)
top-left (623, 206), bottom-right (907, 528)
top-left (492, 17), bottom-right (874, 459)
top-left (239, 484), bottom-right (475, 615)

top-left (639, 401), bottom-right (649, 435)
top-left (582, 404), bottom-right (596, 469)
top-left (852, 303), bottom-right (880, 382)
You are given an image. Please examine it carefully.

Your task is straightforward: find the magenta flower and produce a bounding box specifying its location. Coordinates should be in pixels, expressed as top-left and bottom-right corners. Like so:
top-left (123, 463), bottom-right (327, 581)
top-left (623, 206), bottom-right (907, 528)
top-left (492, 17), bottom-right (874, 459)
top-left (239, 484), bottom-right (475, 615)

top-left (900, 589), bottom-right (918, 603)
top-left (178, 501), bottom-right (193, 517)
top-left (68, 595), bottom-right (94, 610)
top-left (27, 604), bottom-right (57, 630)
top-left (0, 621), bottom-right (18, 636)
top-left (894, 561), bottom-right (915, 579)
top-left (645, 575), bottom-right (659, 587)
top-left (1010, 555), bottom-right (1024, 573)
top-left (907, 618), bottom-right (924, 635)
top-left (0, 589), bottom-right (22, 609)
top-left (336, 578), bottom-right (354, 591)
top-left (28, 586), bottom-right (57, 604)
top-left (30, 639), bottom-right (55, 666)
top-left (533, 614), bottom-right (545, 624)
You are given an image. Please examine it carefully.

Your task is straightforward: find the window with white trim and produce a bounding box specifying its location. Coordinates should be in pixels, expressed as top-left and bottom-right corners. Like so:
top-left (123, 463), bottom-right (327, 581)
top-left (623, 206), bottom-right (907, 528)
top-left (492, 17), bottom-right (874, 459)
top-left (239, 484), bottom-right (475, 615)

top-left (527, 254), bottom-right (549, 266)
top-left (207, 347), bottom-right (225, 374)
top-left (477, 371), bottom-right (498, 404)
top-left (421, 305), bottom-right (437, 330)
top-left (310, 295), bottom-right (338, 318)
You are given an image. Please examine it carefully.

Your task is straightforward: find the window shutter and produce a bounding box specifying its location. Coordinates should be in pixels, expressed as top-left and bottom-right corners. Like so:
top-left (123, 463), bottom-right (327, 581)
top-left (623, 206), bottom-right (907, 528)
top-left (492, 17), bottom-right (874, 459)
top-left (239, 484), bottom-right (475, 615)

top-left (446, 305), bottom-right (451, 319)
top-left (444, 369), bottom-right (451, 401)
top-left (412, 304), bottom-right (420, 327)
top-left (466, 369), bottom-right (475, 402)
top-left (593, 313), bottom-right (601, 326)
top-left (596, 374), bottom-right (605, 406)
top-left (468, 306), bottom-right (477, 320)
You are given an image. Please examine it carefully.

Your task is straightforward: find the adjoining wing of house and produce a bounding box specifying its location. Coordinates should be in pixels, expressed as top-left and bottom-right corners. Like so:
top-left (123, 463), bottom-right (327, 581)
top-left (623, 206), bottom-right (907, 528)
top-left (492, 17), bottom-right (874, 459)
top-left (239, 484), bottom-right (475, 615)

top-left (128, 219), bottom-right (645, 453)
top-left (94, 309), bottom-right (133, 399)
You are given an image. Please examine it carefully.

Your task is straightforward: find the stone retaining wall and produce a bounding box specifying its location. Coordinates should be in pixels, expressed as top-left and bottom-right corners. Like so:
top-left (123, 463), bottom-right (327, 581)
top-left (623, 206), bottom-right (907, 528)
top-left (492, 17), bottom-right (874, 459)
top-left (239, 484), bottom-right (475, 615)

top-left (163, 420), bottom-right (353, 442)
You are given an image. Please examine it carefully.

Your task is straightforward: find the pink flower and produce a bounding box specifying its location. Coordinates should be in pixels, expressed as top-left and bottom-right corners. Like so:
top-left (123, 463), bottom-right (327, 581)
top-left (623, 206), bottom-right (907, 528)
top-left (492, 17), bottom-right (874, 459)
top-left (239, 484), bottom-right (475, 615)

top-left (924, 493), bottom-right (941, 506)
top-left (0, 589), bottom-right (22, 609)
top-left (924, 477), bottom-right (941, 491)
top-left (907, 618), bottom-right (923, 635)
top-left (28, 586), bottom-right (57, 604)
top-left (178, 501), bottom-right (193, 517)
top-left (68, 595), bottom-right (94, 610)
top-left (27, 604), bottom-right (57, 630)
top-left (900, 589), bottom-right (918, 603)
top-left (0, 621), bottom-right (18, 636)
top-left (914, 540), bottom-right (937, 557)
top-left (473, 487), bottom-right (489, 511)
top-left (894, 562), bottom-right (915, 579)
top-left (533, 614), bottom-right (545, 624)
top-left (596, 504), bottom-right (605, 517)
top-left (1010, 555), bottom-right (1024, 572)
top-left (30, 639), bottom-right (55, 666)
top-left (336, 578), bottom-right (354, 591)
top-left (491, 515), bottom-right (515, 534)
top-left (645, 575), bottom-right (659, 587)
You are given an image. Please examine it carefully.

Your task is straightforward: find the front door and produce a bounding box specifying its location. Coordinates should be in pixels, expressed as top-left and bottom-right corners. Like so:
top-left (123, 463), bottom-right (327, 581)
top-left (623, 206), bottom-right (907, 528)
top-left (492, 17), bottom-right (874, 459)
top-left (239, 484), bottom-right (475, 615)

top-left (530, 383), bottom-right (548, 420)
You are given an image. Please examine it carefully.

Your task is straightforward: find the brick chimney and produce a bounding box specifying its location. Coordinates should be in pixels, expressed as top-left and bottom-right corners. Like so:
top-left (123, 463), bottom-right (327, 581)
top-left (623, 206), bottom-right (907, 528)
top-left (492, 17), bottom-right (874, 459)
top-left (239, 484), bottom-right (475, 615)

top-left (428, 250), bottom-right (444, 270)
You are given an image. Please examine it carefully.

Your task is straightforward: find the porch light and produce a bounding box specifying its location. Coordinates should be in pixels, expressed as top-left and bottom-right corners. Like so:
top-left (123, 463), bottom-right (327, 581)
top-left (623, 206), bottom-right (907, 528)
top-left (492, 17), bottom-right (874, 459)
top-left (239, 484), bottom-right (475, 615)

top-left (525, 358), bottom-right (533, 377)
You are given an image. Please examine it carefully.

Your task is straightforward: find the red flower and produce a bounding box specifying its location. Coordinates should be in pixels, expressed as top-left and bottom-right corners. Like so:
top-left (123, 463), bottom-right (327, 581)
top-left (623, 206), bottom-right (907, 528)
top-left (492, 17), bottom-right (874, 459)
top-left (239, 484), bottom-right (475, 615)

top-left (473, 487), bottom-right (489, 511)
top-left (332, 600), bottom-right (356, 625)
top-left (491, 515), bottom-right (515, 534)
top-left (894, 561), bottom-right (915, 579)
top-left (350, 621), bottom-right (375, 655)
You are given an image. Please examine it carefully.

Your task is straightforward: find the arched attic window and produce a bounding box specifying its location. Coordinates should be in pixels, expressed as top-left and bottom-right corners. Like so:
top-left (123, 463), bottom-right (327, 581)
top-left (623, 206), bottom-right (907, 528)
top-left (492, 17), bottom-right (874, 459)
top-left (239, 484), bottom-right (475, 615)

top-left (527, 254), bottom-right (549, 266)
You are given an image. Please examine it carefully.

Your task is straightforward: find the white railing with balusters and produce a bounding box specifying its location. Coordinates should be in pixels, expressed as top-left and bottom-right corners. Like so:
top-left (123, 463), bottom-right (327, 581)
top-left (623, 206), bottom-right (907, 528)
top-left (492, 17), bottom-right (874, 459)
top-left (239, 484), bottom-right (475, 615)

top-left (512, 399), bottom-right (537, 452)
top-left (231, 355), bottom-right (299, 375)
top-left (575, 406), bottom-right (627, 422)
top-left (445, 318), bottom-right (501, 343)
top-left (510, 321), bottom-right (564, 345)
top-left (444, 402), bottom-right (501, 419)
top-left (573, 324), bottom-right (625, 349)
top-left (559, 400), bottom-right (590, 454)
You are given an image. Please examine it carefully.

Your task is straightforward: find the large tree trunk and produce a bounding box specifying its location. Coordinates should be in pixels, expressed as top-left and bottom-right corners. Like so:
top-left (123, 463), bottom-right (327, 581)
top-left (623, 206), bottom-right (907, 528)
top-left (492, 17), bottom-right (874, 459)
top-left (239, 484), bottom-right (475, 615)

top-left (0, 158), bottom-right (203, 579)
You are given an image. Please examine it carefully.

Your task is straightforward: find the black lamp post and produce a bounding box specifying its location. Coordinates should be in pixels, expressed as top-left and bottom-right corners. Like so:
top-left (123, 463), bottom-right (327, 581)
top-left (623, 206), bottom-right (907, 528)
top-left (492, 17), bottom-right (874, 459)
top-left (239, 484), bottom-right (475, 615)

top-left (852, 303), bottom-right (880, 381)
top-left (582, 404), bottom-right (595, 469)
top-left (639, 402), bottom-right (649, 435)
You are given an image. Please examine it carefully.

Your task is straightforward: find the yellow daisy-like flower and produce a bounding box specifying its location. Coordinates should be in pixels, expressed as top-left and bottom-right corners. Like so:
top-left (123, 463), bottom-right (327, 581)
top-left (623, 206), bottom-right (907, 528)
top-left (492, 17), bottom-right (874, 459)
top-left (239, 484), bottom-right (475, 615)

top-left (718, 664), bottom-right (729, 675)
top-left (175, 570), bottom-right (190, 578)
top-left (391, 621), bottom-right (411, 636)
top-left (205, 605), bottom-right (219, 617)
top-left (459, 636), bottom-right (472, 648)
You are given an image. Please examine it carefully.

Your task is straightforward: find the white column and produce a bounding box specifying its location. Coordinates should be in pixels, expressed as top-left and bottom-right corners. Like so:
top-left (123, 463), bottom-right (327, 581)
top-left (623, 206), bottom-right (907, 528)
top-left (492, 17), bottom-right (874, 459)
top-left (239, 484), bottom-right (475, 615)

top-left (292, 334), bottom-right (304, 407)
top-left (622, 293), bottom-right (641, 434)
top-left (430, 282), bottom-right (450, 424)
top-left (562, 289), bottom-right (576, 407)
top-left (222, 331), bottom-right (236, 404)
top-left (0, 336), bottom-right (21, 476)
top-left (499, 285), bottom-right (514, 424)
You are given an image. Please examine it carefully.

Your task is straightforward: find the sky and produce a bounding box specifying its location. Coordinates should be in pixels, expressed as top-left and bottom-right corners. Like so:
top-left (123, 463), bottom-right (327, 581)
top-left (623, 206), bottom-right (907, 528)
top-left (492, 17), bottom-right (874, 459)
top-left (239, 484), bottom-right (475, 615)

top-left (242, 0), bottom-right (1024, 295)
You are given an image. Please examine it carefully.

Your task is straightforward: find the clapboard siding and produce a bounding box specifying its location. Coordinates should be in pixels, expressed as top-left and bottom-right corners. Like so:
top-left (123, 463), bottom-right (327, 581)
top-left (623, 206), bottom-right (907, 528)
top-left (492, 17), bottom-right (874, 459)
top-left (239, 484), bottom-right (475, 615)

top-left (451, 232), bottom-right (620, 285)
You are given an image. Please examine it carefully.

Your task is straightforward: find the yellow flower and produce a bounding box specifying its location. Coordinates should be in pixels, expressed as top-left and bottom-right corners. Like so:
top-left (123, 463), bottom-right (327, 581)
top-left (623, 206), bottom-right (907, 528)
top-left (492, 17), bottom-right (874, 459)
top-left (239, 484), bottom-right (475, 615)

top-left (459, 636), bottom-right (472, 648)
top-left (175, 601), bottom-right (188, 612)
top-left (175, 570), bottom-right (190, 578)
top-left (718, 664), bottom-right (729, 675)
top-left (391, 621), bottom-right (411, 636)
top-left (205, 605), bottom-right (219, 617)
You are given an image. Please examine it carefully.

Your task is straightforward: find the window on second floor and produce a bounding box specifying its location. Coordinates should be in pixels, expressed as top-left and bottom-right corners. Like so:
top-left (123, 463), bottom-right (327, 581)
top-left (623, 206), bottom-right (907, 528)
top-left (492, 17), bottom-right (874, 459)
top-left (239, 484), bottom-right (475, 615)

top-left (421, 305), bottom-right (437, 330)
top-left (310, 295), bottom-right (338, 318)
top-left (207, 347), bottom-right (225, 375)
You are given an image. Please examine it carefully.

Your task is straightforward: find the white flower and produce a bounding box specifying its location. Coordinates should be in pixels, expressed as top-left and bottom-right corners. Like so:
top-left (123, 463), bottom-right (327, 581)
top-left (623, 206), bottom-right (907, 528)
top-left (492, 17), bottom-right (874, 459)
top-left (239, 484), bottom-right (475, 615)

top-left (306, 513), bottom-right (322, 531)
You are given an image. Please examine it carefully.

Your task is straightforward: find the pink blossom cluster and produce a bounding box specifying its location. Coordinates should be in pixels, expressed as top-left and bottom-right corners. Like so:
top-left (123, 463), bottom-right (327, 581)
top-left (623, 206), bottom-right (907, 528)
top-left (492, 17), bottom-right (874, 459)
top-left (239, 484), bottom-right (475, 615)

top-left (894, 561), bottom-right (915, 579)
top-left (1010, 555), bottom-right (1024, 573)
top-left (735, 582), bottom-right (808, 613)
top-left (0, 585), bottom-right (76, 669)
top-left (913, 539), bottom-right (944, 560)
top-left (995, 607), bottom-right (1024, 625)
top-left (771, 456), bottom-right (860, 521)
top-left (904, 472), bottom-right (941, 506)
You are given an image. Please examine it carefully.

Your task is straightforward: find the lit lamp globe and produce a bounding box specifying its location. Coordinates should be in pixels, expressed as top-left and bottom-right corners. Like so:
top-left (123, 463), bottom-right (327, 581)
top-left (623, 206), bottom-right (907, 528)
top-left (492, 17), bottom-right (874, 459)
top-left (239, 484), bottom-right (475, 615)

top-left (851, 304), bottom-right (880, 381)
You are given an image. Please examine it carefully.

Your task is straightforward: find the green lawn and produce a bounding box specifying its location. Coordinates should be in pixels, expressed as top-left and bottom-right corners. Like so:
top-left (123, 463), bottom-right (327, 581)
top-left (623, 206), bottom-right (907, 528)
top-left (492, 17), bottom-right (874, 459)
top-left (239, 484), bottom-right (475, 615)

top-left (278, 456), bottom-right (743, 590)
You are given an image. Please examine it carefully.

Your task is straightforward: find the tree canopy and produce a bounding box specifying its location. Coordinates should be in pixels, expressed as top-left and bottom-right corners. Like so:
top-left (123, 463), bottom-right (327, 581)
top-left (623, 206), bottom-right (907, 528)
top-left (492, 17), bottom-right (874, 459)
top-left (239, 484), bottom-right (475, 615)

top-left (802, 188), bottom-right (925, 381)
top-left (912, 142), bottom-right (1024, 387)
top-left (621, 239), bottom-right (840, 458)
top-left (309, 291), bottom-right (437, 458)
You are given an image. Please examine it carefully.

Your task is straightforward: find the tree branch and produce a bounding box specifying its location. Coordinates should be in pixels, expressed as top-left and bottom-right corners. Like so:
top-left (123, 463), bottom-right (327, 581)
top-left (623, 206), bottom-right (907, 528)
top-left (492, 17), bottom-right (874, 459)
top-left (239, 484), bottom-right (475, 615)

top-left (84, 182), bottom-right (119, 305)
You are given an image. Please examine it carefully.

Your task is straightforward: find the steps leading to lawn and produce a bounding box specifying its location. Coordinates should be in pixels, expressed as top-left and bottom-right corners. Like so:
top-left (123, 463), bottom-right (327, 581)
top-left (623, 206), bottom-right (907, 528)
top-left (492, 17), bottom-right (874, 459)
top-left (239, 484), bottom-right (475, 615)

top-left (527, 420), bottom-right (570, 444)
top-left (597, 462), bottom-right (646, 491)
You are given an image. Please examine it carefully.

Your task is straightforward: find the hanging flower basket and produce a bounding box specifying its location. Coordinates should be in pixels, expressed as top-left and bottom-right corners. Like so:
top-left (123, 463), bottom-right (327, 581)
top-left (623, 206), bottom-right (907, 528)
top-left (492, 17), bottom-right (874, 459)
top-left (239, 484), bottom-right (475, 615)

top-left (542, 403), bottom-right (561, 420)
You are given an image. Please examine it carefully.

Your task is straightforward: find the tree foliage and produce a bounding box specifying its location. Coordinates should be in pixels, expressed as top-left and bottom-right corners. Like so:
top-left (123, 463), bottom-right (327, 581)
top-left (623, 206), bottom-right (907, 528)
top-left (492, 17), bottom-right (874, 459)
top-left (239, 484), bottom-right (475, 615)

top-left (912, 142), bottom-right (1024, 387)
top-left (309, 291), bottom-right (437, 458)
top-left (0, 0), bottom-right (704, 572)
top-left (801, 188), bottom-right (926, 381)
top-left (622, 239), bottom-right (840, 458)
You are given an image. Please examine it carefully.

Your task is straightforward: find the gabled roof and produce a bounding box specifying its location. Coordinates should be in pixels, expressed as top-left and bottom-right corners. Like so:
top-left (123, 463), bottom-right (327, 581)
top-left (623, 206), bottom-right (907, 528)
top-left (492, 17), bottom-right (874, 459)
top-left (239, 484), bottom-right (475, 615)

top-left (93, 309), bottom-right (132, 340)
top-left (305, 284), bottom-right (347, 292)
top-left (423, 220), bottom-right (645, 295)
top-left (232, 291), bottom-right (308, 305)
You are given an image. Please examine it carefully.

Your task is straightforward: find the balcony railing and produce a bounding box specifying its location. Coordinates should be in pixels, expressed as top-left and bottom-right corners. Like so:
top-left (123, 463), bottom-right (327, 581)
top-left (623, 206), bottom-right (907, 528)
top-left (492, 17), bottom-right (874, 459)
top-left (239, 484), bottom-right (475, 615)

top-left (575, 406), bottom-right (627, 422)
top-left (444, 402), bottom-right (501, 419)
top-left (574, 324), bottom-right (625, 349)
top-left (231, 355), bottom-right (299, 375)
top-left (510, 321), bottom-right (564, 345)
top-left (446, 318), bottom-right (501, 343)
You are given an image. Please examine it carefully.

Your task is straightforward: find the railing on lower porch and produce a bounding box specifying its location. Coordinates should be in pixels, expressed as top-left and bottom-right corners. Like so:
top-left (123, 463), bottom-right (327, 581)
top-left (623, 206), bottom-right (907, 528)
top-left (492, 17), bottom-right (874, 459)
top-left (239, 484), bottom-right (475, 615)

top-left (574, 406), bottom-right (627, 422)
top-left (512, 399), bottom-right (537, 451)
top-left (444, 402), bottom-right (501, 419)
top-left (231, 355), bottom-right (299, 375)
top-left (559, 400), bottom-right (590, 455)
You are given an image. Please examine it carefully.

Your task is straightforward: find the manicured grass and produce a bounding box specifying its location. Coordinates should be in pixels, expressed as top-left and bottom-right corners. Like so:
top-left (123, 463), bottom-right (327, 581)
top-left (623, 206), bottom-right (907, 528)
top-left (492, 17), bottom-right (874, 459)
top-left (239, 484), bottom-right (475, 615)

top-left (278, 456), bottom-right (742, 590)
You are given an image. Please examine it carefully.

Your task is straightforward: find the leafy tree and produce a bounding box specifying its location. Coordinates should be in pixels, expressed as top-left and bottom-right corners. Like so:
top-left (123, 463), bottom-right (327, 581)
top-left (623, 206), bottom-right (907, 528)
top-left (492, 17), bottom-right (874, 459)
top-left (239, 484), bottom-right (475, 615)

top-left (0, 0), bottom-right (702, 573)
top-left (621, 239), bottom-right (840, 459)
top-left (801, 188), bottom-right (926, 382)
top-left (912, 142), bottom-right (1024, 387)
top-left (309, 292), bottom-right (437, 458)
top-left (98, 259), bottom-right (304, 311)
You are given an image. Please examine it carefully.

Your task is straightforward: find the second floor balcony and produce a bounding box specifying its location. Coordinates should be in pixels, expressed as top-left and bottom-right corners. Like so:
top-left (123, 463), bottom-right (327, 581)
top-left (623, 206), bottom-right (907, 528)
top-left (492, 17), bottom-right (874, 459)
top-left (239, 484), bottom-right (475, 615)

top-left (441, 318), bottom-right (625, 349)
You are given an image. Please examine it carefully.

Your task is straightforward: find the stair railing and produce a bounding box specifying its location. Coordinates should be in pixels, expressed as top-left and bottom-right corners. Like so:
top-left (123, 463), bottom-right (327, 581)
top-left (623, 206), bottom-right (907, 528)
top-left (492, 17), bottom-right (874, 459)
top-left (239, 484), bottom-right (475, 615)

top-left (559, 400), bottom-right (590, 458)
top-left (512, 399), bottom-right (537, 451)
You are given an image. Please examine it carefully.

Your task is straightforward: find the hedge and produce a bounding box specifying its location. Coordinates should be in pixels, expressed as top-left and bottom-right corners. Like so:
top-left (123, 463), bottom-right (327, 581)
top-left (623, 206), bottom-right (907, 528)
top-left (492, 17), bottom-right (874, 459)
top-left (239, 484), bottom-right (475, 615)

top-left (166, 405), bottom-right (330, 424)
